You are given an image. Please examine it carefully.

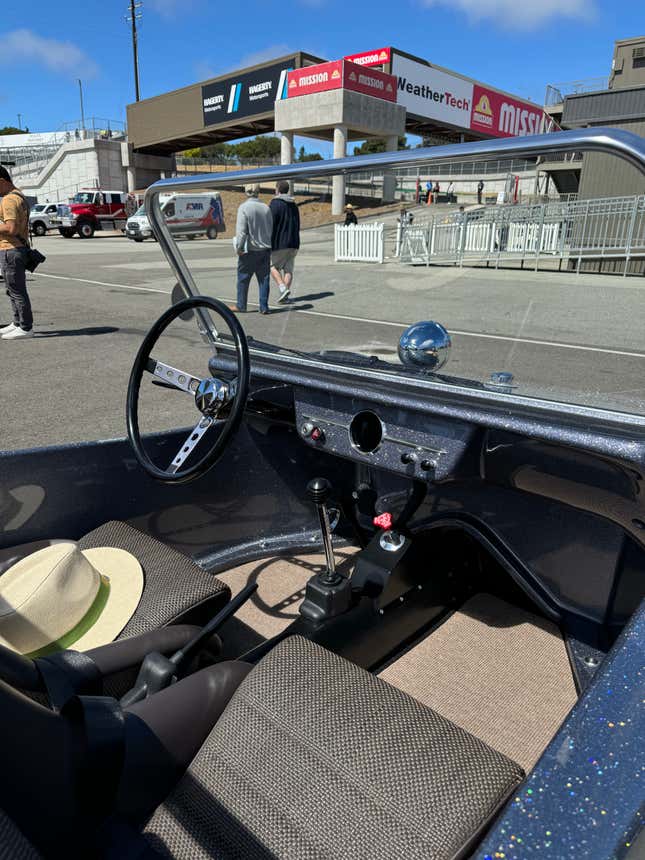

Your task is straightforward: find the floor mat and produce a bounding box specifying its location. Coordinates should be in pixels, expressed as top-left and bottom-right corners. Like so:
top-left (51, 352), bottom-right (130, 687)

top-left (215, 548), bottom-right (359, 657)
top-left (379, 592), bottom-right (578, 772)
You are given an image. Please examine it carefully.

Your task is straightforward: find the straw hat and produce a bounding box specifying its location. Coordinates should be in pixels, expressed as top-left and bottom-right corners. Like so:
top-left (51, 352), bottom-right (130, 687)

top-left (0, 542), bottom-right (143, 657)
top-left (345, 203), bottom-right (355, 210)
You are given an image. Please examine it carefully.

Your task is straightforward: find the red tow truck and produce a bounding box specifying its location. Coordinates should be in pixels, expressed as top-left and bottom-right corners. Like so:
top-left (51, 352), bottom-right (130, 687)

top-left (53, 189), bottom-right (140, 238)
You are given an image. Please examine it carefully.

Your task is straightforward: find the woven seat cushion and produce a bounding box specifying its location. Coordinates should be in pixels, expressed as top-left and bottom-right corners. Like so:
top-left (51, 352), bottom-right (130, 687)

top-left (78, 521), bottom-right (230, 640)
top-left (144, 635), bottom-right (524, 859)
top-left (0, 809), bottom-right (41, 860)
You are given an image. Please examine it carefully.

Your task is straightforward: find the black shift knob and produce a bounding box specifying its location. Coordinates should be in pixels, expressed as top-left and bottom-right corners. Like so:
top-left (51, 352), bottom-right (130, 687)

top-left (307, 477), bottom-right (332, 504)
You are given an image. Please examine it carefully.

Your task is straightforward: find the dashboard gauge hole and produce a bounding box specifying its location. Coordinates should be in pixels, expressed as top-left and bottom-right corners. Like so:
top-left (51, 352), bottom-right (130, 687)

top-left (350, 411), bottom-right (384, 454)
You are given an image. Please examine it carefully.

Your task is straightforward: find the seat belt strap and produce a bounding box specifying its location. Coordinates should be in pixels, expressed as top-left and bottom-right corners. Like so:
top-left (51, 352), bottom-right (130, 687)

top-left (35, 650), bottom-right (103, 711)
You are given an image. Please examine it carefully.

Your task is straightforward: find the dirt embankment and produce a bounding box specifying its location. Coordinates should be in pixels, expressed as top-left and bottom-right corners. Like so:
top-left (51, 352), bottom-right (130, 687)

top-left (215, 189), bottom-right (402, 237)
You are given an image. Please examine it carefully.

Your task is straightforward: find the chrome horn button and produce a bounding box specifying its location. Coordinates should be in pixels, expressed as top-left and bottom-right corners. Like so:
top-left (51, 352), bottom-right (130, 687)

top-left (194, 377), bottom-right (228, 415)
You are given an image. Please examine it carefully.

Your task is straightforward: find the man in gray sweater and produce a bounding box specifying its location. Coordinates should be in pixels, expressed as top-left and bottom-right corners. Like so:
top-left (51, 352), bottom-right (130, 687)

top-left (230, 183), bottom-right (273, 314)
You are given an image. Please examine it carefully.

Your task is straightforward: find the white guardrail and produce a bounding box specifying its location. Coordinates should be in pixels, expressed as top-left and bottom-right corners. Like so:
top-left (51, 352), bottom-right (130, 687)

top-left (400, 194), bottom-right (645, 273)
top-left (335, 223), bottom-right (385, 263)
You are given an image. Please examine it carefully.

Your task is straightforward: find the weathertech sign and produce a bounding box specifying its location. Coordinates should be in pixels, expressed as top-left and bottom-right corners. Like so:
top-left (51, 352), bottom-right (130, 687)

top-left (470, 85), bottom-right (550, 138)
top-left (391, 51), bottom-right (551, 138)
top-left (344, 47), bottom-right (391, 68)
top-left (287, 60), bottom-right (396, 101)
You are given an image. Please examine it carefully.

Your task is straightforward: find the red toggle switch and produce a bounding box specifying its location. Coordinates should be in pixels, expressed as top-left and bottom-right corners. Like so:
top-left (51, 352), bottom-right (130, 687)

top-left (311, 427), bottom-right (324, 442)
top-left (373, 512), bottom-right (393, 530)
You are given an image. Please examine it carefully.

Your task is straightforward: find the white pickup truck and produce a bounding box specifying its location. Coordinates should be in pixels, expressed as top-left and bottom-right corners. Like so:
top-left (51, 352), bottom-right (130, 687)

top-left (29, 203), bottom-right (61, 236)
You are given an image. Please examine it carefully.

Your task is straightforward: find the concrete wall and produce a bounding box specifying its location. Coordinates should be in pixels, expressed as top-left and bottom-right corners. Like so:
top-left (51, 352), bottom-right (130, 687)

top-left (19, 139), bottom-right (174, 202)
top-left (20, 139), bottom-right (102, 202)
top-left (275, 89), bottom-right (405, 138)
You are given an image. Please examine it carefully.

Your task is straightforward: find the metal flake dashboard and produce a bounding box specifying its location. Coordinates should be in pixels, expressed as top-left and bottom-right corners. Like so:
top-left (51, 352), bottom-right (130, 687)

top-left (294, 389), bottom-right (477, 481)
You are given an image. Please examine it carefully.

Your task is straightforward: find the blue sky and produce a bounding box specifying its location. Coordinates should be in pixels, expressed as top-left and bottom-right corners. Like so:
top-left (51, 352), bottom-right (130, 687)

top-left (0, 0), bottom-right (639, 153)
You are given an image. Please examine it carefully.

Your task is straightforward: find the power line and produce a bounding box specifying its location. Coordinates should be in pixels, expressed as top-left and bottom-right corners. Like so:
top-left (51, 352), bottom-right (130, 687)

top-left (125, 1), bottom-right (143, 102)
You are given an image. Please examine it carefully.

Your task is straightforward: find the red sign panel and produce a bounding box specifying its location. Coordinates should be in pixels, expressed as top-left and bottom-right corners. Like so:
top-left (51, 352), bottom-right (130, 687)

top-left (343, 61), bottom-right (397, 102)
top-left (287, 60), bottom-right (396, 103)
top-left (344, 47), bottom-right (391, 68)
top-left (287, 60), bottom-right (343, 98)
top-left (470, 85), bottom-right (552, 138)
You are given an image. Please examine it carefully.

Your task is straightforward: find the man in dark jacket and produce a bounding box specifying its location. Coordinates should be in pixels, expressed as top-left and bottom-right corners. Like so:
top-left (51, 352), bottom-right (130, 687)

top-left (269, 180), bottom-right (300, 303)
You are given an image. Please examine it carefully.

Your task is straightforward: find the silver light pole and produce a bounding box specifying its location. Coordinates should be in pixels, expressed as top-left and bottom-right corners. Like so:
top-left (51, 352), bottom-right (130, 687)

top-left (77, 79), bottom-right (85, 131)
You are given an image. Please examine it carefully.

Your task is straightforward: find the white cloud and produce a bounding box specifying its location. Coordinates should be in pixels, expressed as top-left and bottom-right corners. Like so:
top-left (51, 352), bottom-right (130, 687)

top-left (237, 44), bottom-right (293, 68)
top-left (419, 0), bottom-right (596, 29)
top-left (194, 44), bottom-right (293, 82)
top-left (147, 0), bottom-right (187, 17)
top-left (0, 29), bottom-right (99, 77)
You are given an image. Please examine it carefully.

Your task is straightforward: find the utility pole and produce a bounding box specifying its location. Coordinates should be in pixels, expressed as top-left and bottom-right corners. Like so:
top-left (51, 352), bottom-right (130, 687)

top-left (77, 79), bottom-right (86, 131)
top-left (126, 0), bottom-right (143, 102)
top-left (17, 114), bottom-right (22, 130)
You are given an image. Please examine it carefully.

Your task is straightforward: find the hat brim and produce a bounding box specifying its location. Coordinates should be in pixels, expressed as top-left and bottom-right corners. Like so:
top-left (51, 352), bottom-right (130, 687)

top-left (71, 547), bottom-right (144, 651)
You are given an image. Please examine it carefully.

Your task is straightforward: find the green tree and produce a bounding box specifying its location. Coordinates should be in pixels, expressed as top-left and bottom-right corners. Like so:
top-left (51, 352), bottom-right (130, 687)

top-left (296, 145), bottom-right (323, 162)
top-left (234, 135), bottom-right (281, 160)
top-left (352, 135), bottom-right (408, 156)
top-left (0, 126), bottom-right (24, 136)
top-left (201, 142), bottom-right (236, 160)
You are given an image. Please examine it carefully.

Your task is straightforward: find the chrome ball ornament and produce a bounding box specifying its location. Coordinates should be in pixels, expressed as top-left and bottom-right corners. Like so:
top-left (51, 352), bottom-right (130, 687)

top-left (398, 321), bottom-right (451, 371)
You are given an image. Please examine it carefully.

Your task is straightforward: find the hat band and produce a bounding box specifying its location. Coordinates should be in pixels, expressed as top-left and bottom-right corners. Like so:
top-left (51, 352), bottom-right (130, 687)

top-left (25, 575), bottom-right (111, 659)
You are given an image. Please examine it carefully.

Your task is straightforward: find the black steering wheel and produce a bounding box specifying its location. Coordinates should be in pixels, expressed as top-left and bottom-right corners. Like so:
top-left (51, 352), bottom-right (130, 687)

top-left (127, 295), bottom-right (250, 483)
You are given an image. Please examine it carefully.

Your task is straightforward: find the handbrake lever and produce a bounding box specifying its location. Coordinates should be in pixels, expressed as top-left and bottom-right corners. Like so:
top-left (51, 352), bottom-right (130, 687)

top-left (120, 582), bottom-right (257, 707)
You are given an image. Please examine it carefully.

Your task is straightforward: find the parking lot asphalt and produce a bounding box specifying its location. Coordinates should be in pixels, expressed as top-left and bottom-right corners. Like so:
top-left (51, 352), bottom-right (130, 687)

top-left (1, 226), bottom-right (644, 452)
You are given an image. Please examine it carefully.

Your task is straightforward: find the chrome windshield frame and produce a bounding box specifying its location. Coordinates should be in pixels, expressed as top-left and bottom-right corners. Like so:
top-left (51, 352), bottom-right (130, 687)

top-left (145, 128), bottom-right (645, 426)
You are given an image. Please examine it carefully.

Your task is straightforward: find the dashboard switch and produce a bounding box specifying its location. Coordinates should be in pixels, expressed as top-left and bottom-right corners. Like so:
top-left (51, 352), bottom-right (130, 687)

top-left (310, 427), bottom-right (325, 443)
top-left (400, 451), bottom-right (418, 465)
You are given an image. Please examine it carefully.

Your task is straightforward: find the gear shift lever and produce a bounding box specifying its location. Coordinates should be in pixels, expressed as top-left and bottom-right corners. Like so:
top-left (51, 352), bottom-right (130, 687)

top-left (307, 477), bottom-right (339, 585)
top-left (300, 477), bottom-right (352, 622)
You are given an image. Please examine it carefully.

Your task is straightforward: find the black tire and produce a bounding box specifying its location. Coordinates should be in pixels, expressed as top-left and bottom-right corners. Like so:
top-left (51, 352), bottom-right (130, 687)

top-left (133, 238), bottom-right (144, 243)
top-left (206, 226), bottom-right (218, 240)
top-left (59, 228), bottom-right (75, 239)
top-left (77, 221), bottom-right (95, 239)
top-left (32, 222), bottom-right (47, 237)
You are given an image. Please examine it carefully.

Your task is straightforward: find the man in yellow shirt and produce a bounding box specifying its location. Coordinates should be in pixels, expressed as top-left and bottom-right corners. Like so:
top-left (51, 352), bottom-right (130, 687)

top-left (0, 167), bottom-right (33, 340)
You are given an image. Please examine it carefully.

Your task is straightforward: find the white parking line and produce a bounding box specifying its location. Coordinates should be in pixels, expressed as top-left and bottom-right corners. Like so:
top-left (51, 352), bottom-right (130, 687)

top-left (32, 271), bottom-right (645, 360)
top-left (226, 299), bottom-right (645, 360)
top-left (34, 271), bottom-right (171, 295)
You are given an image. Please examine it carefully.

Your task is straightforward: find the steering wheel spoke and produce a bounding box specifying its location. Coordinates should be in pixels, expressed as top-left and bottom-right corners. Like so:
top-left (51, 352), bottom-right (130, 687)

top-left (168, 416), bottom-right (216, 473)
top-left (146, 357), bottom-right (201, 394)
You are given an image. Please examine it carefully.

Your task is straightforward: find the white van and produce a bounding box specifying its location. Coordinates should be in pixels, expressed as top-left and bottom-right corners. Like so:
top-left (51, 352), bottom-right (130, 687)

top-left (125, 192), bottom-right (225, 242)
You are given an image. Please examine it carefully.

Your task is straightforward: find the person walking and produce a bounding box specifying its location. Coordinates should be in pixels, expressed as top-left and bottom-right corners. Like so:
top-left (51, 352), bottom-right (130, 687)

top-left (269, 180), bottom-right (300, 304)
top-left (0, 167), bottom-right (34, 340)
top-left (477, 179), bottom-right (484, 205)
top-left (230, 184), bottom-right (273, 315)
top-left (344, 204), bottom-right (358, 226)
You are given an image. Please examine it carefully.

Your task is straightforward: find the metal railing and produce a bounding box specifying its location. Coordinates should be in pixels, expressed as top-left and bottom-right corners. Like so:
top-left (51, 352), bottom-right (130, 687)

top-left (143, 128), bottom-right (645, 337)
top-left (399, 193), bottom-right (645, 273)
top-left (544, 79), bottom-right (609, 106)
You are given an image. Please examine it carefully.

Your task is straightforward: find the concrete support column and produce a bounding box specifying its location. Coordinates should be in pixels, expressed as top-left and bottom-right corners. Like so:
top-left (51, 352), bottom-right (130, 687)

top-left (280, 131), bottom-right (295, 193)
top-left (126, 165), bottom-right (136, 193)
top-left (280, 131), bottom-right (294, 165)
top-left (382, 134), bottom-right (399, 203)
top-left (332, 124), bottom-right (347, 216)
